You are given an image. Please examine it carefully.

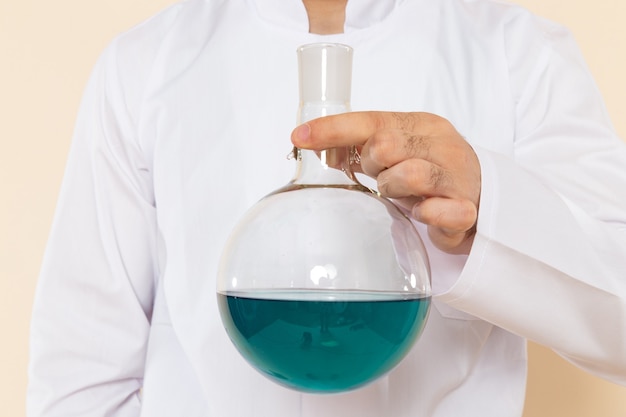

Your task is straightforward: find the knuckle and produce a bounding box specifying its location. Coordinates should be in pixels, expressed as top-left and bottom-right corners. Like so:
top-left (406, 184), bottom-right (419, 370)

top-left (391, 112), bottom-right (420, 131)
top-left (369, 130), bottom-right (399, 165)
top-left (403, 161), bottom-right (428, 191)
top-left (371, 111), bottom-right (389, 131)
top-left (404, 133), bottom-right (430, 157)
top-left (428, 165), bottom-right (452, 190)
top-left (460, 201), bottom-right (478, 228)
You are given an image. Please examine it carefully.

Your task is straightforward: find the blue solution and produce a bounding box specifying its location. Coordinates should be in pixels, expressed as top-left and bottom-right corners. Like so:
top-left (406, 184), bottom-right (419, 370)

top-left (217, 290), bottom-right (430, 393)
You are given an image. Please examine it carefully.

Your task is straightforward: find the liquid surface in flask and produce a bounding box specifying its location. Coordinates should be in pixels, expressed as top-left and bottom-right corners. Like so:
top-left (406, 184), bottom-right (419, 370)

top-left (217, 290), bottom-right (431, 393)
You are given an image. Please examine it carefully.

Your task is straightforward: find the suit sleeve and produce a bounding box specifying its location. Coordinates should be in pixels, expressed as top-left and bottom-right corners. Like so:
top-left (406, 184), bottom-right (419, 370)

top-left (27, 40), bottom-right (158, 416)
top-left (439, 18), bottom-right (626, 385)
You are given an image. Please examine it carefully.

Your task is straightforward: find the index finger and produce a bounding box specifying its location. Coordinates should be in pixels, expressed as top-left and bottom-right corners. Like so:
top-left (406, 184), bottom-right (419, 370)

top-left (291, 111), bottom-right (430, 150)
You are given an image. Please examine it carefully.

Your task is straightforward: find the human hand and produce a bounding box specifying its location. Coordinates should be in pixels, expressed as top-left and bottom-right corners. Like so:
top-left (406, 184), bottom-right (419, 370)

top-left (291, 112), bottom-right (481, 254)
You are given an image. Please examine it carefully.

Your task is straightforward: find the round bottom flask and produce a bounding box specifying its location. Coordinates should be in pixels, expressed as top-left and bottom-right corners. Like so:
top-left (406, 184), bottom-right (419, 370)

top-left (217, 43), bottom-right (431, 393)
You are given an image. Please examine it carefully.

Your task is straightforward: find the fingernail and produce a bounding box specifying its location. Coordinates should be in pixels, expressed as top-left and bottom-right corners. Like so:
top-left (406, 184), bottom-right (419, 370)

top-left (294, 123), bottom-right (311, 143)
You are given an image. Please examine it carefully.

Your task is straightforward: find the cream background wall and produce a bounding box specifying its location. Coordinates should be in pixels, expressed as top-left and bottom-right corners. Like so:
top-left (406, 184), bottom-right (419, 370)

top-left (1, 0), bottom-right (625, 416)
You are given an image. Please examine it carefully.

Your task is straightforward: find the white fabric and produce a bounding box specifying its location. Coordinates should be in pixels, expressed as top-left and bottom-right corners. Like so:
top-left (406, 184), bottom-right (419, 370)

top-left (27, 0), bottom-right (626, 416)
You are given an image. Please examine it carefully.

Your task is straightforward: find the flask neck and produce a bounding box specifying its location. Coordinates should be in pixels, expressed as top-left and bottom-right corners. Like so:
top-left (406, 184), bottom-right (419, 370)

top-left (293, 43), bottom-right (356, 186)
top-left (293, 101), bottom-right (357, 186)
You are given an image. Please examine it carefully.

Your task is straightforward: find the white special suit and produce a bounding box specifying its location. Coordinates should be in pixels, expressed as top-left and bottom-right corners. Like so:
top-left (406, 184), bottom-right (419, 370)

top-left (27, 0), bottom-right (626, 416)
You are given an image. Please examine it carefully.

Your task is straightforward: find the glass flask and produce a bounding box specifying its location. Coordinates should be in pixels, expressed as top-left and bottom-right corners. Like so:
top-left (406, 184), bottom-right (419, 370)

top-left (216, 43), bottom-right (431, 393)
